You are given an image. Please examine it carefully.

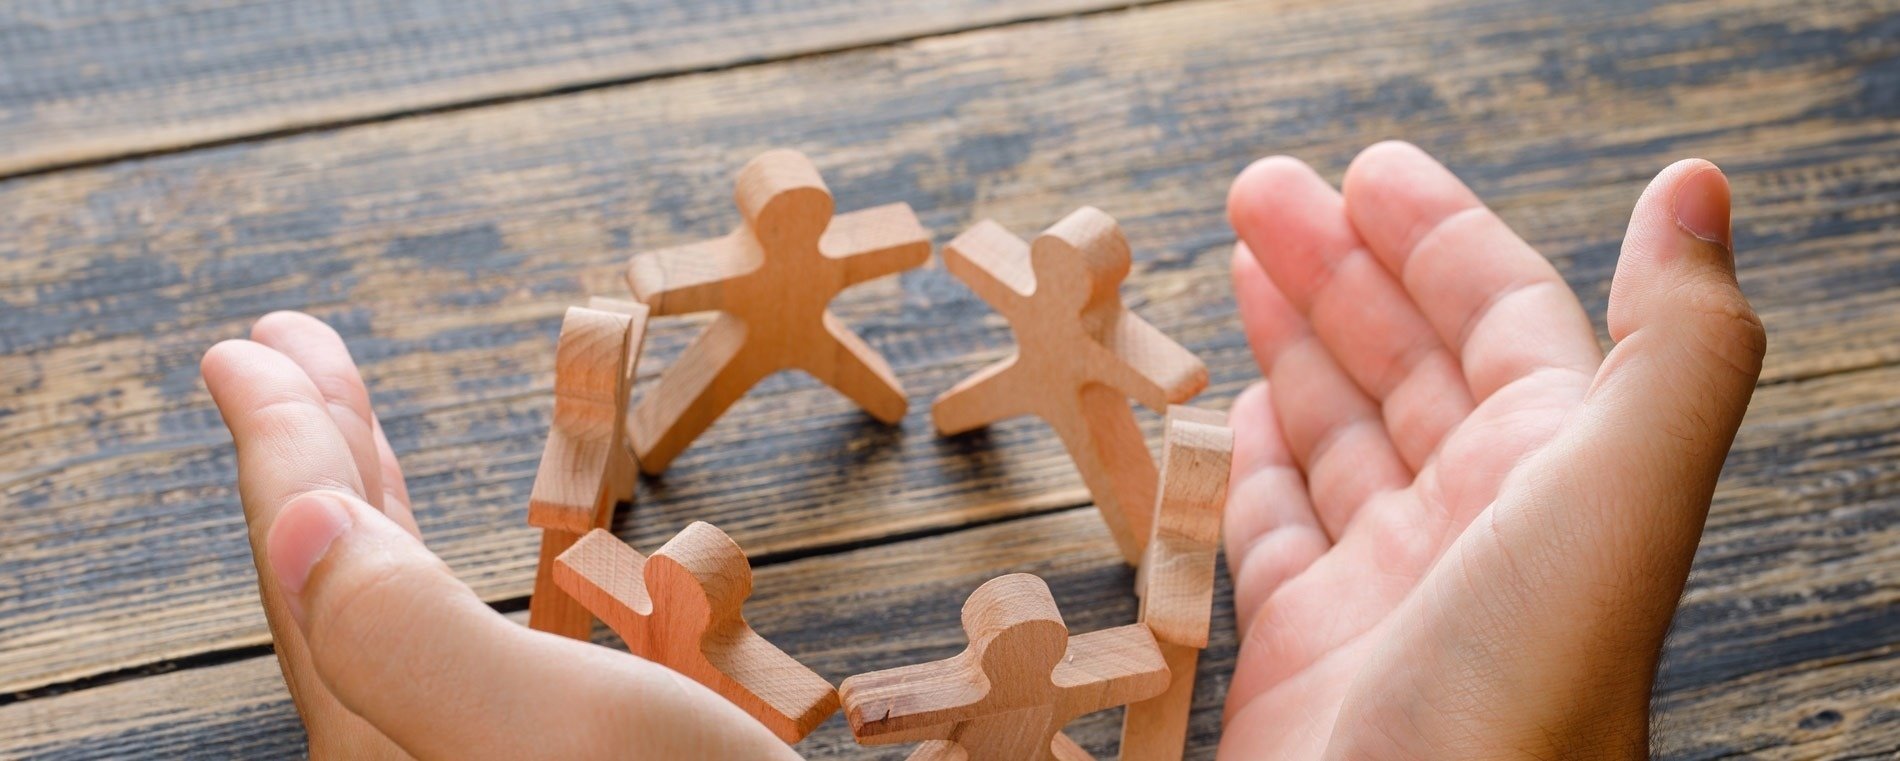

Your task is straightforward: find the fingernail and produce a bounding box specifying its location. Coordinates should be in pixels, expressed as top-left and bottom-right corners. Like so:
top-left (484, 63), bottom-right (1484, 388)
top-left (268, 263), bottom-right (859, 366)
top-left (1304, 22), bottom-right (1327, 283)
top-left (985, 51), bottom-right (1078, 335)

top-left (1674, 165), bottom-right (1732, 252)
top-left (268, 493), bottom-right (354, 607)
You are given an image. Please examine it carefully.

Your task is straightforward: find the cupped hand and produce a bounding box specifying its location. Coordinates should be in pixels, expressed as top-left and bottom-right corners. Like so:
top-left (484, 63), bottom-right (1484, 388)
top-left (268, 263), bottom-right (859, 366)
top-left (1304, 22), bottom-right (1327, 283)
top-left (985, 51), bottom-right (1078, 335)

top-left (202, 313), bottom-right (800, 760)
top-left (1219, 143), bottom-right (1764, 758)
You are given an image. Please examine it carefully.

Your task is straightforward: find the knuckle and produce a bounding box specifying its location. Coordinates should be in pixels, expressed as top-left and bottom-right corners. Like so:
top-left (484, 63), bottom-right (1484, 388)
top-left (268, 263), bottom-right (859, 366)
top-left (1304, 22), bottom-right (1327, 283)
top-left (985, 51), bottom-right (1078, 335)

top-left (239, 392), bottom-right (338, 451)
top-left (1673, 280), bottom-right (1767, 381)
top-left (243, 391), bottom-right (326, 429)
top-left (1657, 393), bottom-right (1728, 448)
top-left (237, 398), bottom-right (363, 496)
top-left (304, 550), bottom-right (445, 686)
top-left (310, 371), bottom-right (369, 413)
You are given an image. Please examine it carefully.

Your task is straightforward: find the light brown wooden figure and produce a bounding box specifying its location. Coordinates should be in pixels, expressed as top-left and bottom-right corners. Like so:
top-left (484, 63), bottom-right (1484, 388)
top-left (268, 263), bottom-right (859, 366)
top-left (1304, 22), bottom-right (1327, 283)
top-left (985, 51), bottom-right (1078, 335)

top-left (623, 149), bottom-right (930, 474)
top-left (839, 573), bottom-right (1169, 760)
top-left (588, 295), bottom-right (649, 484)
top-left (553, 524), bottom-right (840, 743)
top-left (1121, 406), bottom-right (1233, 761)
top-left (932, 208), bottom-right (1208, 564)
top-left (526, 303), bottom-right (649, 640)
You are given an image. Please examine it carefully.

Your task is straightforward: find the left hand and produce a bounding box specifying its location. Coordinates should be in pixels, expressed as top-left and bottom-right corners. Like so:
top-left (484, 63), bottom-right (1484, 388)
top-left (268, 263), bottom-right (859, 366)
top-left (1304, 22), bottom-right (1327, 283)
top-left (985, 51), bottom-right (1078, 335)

top-left (202, 312), bottom-right (801, 760)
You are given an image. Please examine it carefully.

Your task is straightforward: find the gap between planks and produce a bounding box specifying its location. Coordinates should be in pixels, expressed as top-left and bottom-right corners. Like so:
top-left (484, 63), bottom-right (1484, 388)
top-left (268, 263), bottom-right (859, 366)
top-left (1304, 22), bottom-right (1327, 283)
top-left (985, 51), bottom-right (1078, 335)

top-left (0, 1), bottom-right (1181, 183)
top-left (0, 498), bottom-right (1100, 708)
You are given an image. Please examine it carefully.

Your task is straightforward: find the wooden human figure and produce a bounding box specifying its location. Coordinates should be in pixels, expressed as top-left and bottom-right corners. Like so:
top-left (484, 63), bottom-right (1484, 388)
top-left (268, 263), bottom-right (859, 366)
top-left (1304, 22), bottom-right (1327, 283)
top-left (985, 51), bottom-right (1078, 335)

top-left (527, 303), bottom-right (649, 640)
top-left (932, 208), bottom-right (1208, 564)
top-left (1121, 406), bottom-right (1233, 761)
top-left (553, 523), bottom-right (839, 744)
top-left (838, 574), bottom-right (1169, 760)
top-left (624, 149), bottom-right (931, 474)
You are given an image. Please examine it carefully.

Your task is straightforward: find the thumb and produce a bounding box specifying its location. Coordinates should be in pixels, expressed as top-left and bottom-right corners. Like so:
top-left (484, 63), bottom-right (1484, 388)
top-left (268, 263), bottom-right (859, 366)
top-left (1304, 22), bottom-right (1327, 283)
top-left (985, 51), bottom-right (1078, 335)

top-left (1606, 158), bottom-right (1763, 382)
top-left (1474, 159), bottom-right (1765, 747)
top-left (1505, 159), bottom-right (1763, 634)
top-left (1598, 159), bottom-right (1766, 493)
top-left (1541, 158), bottom-right (1765, 632)
top-left (268, 491), bottom-right (801, 760)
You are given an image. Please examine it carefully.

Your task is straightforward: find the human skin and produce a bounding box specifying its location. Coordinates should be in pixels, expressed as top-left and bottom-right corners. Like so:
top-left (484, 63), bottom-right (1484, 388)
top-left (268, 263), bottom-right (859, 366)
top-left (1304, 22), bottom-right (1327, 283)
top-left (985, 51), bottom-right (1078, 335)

top-left (202, 141), bottom-right (1760, 759)
top-left (201, 313), bottom-right (802, 760)
top-left (1217, 142), bottom-right (1763, 758)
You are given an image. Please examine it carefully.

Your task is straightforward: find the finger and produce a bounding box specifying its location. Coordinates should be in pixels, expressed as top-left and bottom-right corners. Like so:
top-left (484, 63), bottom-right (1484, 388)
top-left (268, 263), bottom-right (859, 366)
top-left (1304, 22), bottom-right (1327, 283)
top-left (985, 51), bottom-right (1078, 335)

top-left (268, 490), bottom-right (800, 760)
top-left (1229, 242), bottom-right (1305, 379)
top-left (200, 339), bottom-right (400, 757)
top-left (1341, 141), bottom-right (1602, 400)
top-left (1223, 382), bottom-right (1329, 634)
top-left (202, 339), bottom-right (367, 550)
top-left (250, 312), bottom-right (388, 515)
top-left (1598, 159), bottom-right (1763, 453)
top-left (370, 413), bottom-right (420, 537)
top-left (1229, 156), bottom-right (1473, 470)
top-left (1585, 159), bottom-right (1760, 602)
top-left (1232, 244), bottom-right (1410, 537)
top-left (1337, 161), bottom-right (1762, 756)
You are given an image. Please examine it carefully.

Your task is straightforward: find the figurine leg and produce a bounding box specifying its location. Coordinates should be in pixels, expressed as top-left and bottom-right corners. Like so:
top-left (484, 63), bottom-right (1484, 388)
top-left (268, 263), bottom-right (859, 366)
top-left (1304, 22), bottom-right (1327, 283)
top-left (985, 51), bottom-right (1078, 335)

top-left (1053, 385), bottom-right (1159, 565)
top-left (629, 314), bottom-right (769, 475)
top-left (805, 310), bottom-right (908, 423)
top-left (909, 741), bottom-right (968, 761)
top-left (931, 358), bottom-right (1031, 436)
top-left (528, 529), bottom-right (594, 639)
top-left (1118, 642), bottom-right (1199, 761)
top-left (1051, 731), bottom-right (1094, 761)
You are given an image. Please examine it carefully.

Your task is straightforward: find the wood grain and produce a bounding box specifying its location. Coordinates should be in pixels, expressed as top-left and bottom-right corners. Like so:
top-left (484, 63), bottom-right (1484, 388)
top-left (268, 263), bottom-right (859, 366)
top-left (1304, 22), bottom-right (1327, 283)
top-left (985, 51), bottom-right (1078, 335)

top-left (839, 573), bottom-right (1169, 759)
top-left (0, 0), bottom-right (1147, 177)
top-left (626, 148), bottom-right (931, 474)
top-left (0, 508), bottom-right (1202, 760)
top-left (2, 404), bottom-right (1895, 761)
top-left (933, 208), bottom-right (1209, 565)
top-left (525, 304), bottom-right (642, 640)
top-left (554, 524), bottom-right (841, 744)
top-left (1123, 406), bottom-right (1230, 761)
top-left (1, 0), bottom-right (1894, 716)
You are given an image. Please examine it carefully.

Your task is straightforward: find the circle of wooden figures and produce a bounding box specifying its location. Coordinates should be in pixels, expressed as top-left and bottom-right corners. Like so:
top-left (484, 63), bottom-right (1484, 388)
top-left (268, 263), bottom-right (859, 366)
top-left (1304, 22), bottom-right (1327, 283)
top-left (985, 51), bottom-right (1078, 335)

top-left (516, 150), bottom-right (1233, 760)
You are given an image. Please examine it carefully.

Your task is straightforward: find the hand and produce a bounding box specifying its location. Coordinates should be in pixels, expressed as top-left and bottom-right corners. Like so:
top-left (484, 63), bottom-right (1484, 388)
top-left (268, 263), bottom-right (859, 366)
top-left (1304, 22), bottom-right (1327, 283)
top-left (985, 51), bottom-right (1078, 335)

top-left (1218, 143), bottom-right (1763, 757)
top-left (202, 313), bottom-right (800, 760)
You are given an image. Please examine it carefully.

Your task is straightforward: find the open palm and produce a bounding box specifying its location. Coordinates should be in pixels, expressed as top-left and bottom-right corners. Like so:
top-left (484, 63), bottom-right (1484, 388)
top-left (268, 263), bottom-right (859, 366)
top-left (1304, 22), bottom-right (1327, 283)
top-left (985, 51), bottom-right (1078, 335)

top-left (1218, 143), bottom-right (1764, 758)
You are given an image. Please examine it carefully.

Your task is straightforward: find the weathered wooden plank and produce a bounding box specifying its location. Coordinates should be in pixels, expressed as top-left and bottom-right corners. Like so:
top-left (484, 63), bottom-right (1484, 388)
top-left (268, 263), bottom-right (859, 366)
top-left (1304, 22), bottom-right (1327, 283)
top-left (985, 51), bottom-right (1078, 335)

top-left (4, 350), bottom-right (1898, 761)
top-left (1646, 364), bottom-right (1900, 759)
top-left (0, 0), bottom-right (1147, 177)
top-left (1664, 647), bottom-right (1900, 759)
top-left (1654, 649), bottom-right (1900, 760)
top-left (3, 0), bottom-right (1896, 697)
top-left (15, 645), bottom-right (1886, 760)
top-left (0, 507), bottom-right (1231, 759)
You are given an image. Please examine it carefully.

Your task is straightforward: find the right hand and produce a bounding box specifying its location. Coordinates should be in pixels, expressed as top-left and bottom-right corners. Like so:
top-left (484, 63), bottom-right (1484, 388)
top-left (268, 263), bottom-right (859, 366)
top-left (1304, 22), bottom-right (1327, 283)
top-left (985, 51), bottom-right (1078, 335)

top-left (1218, 143), bottom-right (1764, 758)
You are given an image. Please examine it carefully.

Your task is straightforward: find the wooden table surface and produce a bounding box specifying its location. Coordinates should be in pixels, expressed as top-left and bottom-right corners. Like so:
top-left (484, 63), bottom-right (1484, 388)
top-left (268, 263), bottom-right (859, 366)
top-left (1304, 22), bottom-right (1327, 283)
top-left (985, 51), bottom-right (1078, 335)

top-left (1, 0), bottom-right (1895, 758)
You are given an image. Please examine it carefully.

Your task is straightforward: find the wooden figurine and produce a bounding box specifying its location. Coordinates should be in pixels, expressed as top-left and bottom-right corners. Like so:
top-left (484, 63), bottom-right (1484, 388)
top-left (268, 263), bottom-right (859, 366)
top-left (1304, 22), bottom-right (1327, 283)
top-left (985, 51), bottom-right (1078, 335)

top-left (527, 304), bottom-right (649, 640)
top-left (553, 523), bottom-right (839, 744)
top-left (839, 574), bottom-right (1169, 760)
top-left (623, 148), bottom-right (931, 474)
top-left (588, 294), bottom-right (646, 321)
top-left (932, 208), bottom-right (1208, 564)
top-left (588, 294), bottom-right (648, 463)
top-left (1121, 406), bottom-right (1233, 761)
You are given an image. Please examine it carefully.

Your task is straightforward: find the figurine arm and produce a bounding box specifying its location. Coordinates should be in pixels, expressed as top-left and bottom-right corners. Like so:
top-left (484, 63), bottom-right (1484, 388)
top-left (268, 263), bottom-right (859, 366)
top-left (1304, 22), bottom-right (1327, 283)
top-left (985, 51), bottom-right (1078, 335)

top-left (942, 220), bottom-right (1034, 313)
top-left (626, 235), bottom-right (759, 316)
top-left (1087, 313), bottom-right (1207, 412)
top-left (826, 203), bottom-right (931, 285)
top-left (931, 357), bottom-right (1028, 435)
